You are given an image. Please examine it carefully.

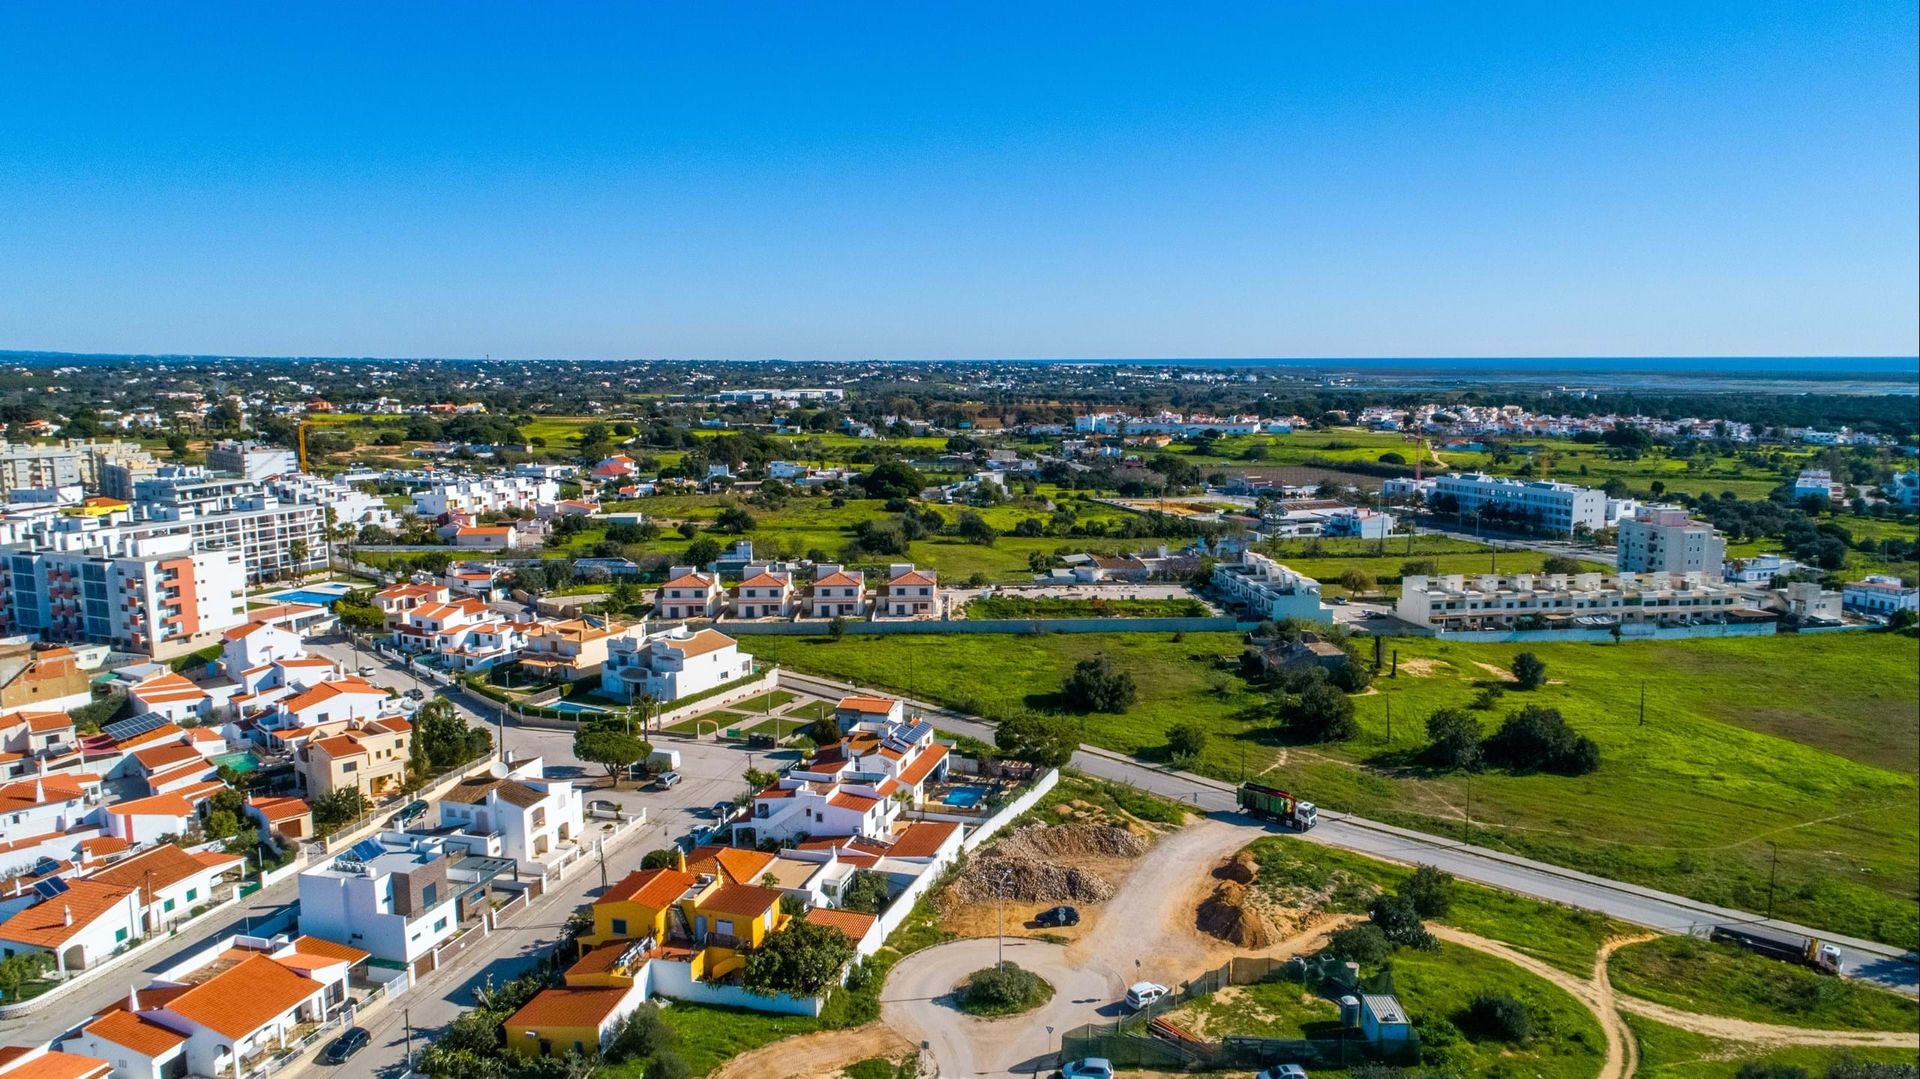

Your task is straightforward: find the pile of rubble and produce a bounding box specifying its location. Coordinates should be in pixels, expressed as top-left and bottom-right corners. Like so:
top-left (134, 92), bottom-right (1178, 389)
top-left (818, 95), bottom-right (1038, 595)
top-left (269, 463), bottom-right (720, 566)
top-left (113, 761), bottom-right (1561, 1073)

top-left (945, 823), bottom-right (1148, 907)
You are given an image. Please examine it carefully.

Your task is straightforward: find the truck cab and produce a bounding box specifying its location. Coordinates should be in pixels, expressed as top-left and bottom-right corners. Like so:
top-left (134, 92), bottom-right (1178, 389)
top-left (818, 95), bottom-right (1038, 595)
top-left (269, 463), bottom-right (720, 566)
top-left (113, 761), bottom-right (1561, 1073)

top-left (1294, 801), bottom-right (1319, 829)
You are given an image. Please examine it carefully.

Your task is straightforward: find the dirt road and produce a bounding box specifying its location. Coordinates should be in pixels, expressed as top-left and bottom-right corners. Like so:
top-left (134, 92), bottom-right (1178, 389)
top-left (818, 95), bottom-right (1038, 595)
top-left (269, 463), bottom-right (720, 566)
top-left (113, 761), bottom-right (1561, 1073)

top-left (1068, 815), bottom-right (1261, 983)
top-left (709, 1024), bottom-right (917, 1079)
top-left (882, 937), bottom-right (1121, 1078)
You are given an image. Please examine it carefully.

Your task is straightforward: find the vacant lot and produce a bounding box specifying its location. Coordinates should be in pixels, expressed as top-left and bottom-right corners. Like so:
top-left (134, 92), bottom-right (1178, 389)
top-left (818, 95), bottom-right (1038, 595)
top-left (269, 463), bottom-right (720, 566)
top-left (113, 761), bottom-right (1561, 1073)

top-left (749, 630), bottom-right (1920, 947)
top-left (1608, 935), bottom-right (1919, 1033)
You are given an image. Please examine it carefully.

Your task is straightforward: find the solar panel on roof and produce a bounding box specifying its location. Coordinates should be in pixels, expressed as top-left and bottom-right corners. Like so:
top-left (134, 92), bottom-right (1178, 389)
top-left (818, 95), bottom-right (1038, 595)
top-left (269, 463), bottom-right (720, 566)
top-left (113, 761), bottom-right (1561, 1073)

top-left (29, 857), bottom-right (59, 878)
top-left (31, 876), bottom-right (69, 900)
top-left (348, 838), bottom-right (386, 862)
top-left (102, 713), bottom-right (168, 742)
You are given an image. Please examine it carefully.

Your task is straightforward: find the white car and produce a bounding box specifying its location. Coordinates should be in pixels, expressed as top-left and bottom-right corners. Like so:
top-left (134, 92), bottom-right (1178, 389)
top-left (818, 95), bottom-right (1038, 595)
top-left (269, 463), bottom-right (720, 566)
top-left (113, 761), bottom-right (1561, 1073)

top-left (1259, 1067), bottom-right (1309, 1079)
top-left (1056, 1060), bottom-right (1114, 1079)
top-left (1124, 981), bottom-right (1169, 1010)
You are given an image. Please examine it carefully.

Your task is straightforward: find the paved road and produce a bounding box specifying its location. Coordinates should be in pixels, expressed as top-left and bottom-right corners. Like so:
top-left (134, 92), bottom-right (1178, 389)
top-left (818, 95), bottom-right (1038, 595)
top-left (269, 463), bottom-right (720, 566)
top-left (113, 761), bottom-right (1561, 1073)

top-left (1410, 515), bottom-right (1618, 566)
top-left (780, 672), bottom-right (1920, 995)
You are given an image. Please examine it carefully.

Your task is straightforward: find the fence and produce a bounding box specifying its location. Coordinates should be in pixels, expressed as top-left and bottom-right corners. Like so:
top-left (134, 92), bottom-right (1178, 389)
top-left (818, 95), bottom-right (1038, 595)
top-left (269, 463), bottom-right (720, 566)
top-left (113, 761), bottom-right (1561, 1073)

top-left (1059, 953), bottom-right (1418, 1070)
top-left (725, 617), bottom-right (1257, 636)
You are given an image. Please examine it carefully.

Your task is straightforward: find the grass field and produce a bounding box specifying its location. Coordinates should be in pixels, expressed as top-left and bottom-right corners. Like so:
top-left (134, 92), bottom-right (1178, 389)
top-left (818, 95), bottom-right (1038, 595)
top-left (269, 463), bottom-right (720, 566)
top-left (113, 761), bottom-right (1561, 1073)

top-left (748, 630), bottom-right (1920, 947)
top-left (1626, 1014), bottom-right (1920, 1078)
top-left (964, 595), bottom-right (1209, 619)
top-left (1608, 935), bottom-right (1919, 1032)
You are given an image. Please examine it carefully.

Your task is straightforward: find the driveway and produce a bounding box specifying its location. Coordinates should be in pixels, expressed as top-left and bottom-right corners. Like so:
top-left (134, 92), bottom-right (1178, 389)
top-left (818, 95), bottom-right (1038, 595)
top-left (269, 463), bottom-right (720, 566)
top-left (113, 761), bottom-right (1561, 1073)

top-left (883, 937), bottom-right (1122, 1078)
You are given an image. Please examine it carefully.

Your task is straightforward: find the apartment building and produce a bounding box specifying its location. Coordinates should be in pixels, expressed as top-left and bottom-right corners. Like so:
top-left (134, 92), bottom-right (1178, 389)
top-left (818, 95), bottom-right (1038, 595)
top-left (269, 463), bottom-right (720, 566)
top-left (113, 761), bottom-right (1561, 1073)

top-left (412, 476), bottom-right (558, 518)
top-left (297, 833), bottom-right (462, 964)
top-left (1396, 571), bottom-right (1759, 633)
top-left (732, 569), bottom-right (793, 619)
top-left (0, 531), bottom-right (248, 659)
top-left (599, 627), bottom-right (754, 703)
top-left (0, 440), bottom-right (151, 498)
top-left (1211, 551), bottom-right (1330, 622)
top-left (656, 568), bottom-right (722, 621)
top-left (1616, 506), bottom-right (1727, 576)
top-left (298, 716), bottom-right (413, 801)
top-left (1430, 473), bottom-right (1606, 533)
top-left (880, 565), bottom-right (939, 618)
top-left (266, 472), bottom-right (396, 528)
top-left (517, 619), bottom-right (647, 683)
top-left (206, 440), bottom-right (298, 481)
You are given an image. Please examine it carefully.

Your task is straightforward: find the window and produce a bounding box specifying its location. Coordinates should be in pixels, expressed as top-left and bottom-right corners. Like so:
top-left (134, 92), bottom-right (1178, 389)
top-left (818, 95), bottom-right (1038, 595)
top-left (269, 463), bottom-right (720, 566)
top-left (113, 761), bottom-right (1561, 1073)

top-left (115, 928), bottom-right (128, 943)
top-left (611, 918), bottom-right (627, 936)
top-left (422, 883), bottom-right (437, 907)
top-left (163, 898), bottom-right (176, 913)
top-left (434, 917), bottom-right (448, 932)
top-left (186, 888), bottom-right (198, 902)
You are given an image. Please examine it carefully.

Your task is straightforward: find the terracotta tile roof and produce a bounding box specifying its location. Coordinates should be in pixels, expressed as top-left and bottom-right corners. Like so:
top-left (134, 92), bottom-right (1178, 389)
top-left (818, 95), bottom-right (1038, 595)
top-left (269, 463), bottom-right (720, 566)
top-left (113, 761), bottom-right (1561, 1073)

top-left (279, 678), bottom-right (384, 715)
top-left (506, 986), bottom-right (634, 1031)
top-left (23, 712), bottom-right (73, 733)
top-left (247, 795), bottom-right (311, 822)
top-left (600, 868), bottom-right (695, 909)
top-left (696, 881), bottom-right (783, 919)
top-left (888, 569), bottom-right (937, 587)
top-left (162, 954), bottom-right (325, 1040)
top-left (87, 843), bottom-right (233, 904)
top-left (895, 744), bottom-right (949, 788)
top-left (886, 820), bottom-right (959, 859)
top-left (108, 793), bottom-right (196, 818)
top-left (116, 725), bottom-right (187, 751)
top-left (736, 572), bottom-right (789, 589)
top-left (308, 734), bottom-right (366, 758)
top-left (79, 836), bottom-right (130, 859)
top-left (271, 951), bottom-right (353, 975)
top-left (827, 792), bottom-right (880, 812)
top-left (805, 907), bottom-right (877, 943)
top-left (221, 621), bottom-right (270, 642)
top-left (812, 571), bottom-right (863, 588)
top-left (836, 695), bottom-right (897, 714)
top-left (661, 572), bottom-right (714, 590)
top-left (655, 629), bottom-right (736, 659)
top-left (686, 846), bottom-right (775, 884)
top-left (244, 602), bottom-right (324, 622)
top-left (0, 1048), bottom-right (116, 1079)
top-left (129, 673), bottom-right (204, 705)
top-left (132, 743), bottom-right (201, 773)
top-left (442, 775), bottom-right (546, 809)
top-left (284, 936), bottom-right (370, 964)
top-left (82, 1007), bottom-right (188, 1056)
top-left (0, 879), bottom-right (133, 947)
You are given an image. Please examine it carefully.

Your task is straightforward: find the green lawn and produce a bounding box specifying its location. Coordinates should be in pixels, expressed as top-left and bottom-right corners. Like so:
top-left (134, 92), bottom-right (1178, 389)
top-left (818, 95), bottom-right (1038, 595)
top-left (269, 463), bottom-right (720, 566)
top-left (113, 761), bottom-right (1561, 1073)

top-left (748, 630), bottom-right (1920, 948)
top-left (964, 595), bottom-right (1210, 619)
top-left (1608, 935), bottom-right (1919, 1032)
top-left (1627, 1014), bottom-right (1920, 1078)
top-left (727, 690), bottom-right (799, 714)
top-left (786, 699), bottom-right (837, 722)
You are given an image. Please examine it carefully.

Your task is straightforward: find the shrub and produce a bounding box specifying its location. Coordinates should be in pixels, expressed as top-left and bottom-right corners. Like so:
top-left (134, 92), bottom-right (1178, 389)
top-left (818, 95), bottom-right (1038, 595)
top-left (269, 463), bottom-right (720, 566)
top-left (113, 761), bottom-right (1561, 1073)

top-left (958, 964), bottom-right (1052, 1016)
top-left (1165, 721), bottom-right (1208, 761)
top-left (1463, 992), bottom-right (1531, 1042)
top-left (1401, 864), bottom-right (1455, 918)
top-left (1484, 704), bottom-right (1600, 775)
top-left (1284, 680), bottom-right (1358, 743)
top-left (1368, 893), bottom-right (1436, 950)
top-left (1511, 651), bottom-right (1548, 690)
top-left (1062, 654), bottom-right (1137, 713)
top-left (1323, 923), bottom-right (1393, 966)
top-left (1421, 708), bottom-right (1484, 771)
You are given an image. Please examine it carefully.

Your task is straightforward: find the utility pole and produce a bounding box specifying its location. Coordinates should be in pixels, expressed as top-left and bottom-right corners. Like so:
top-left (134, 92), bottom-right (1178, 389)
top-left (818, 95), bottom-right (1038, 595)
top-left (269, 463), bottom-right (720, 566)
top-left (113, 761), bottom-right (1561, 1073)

top-left (1638, 681), bottom-right (1646, 727)
top-left (1766, 844), bottom-right (1778, 919)
top-left (404, 1008), bottom-right (413, 1067)
top-left (598, 838), bottom-right (608, 891)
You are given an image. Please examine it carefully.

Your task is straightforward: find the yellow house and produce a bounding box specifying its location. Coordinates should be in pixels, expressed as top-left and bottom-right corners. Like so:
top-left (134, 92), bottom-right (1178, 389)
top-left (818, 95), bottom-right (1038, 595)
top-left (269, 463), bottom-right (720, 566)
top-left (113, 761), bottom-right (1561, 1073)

top-left (505, 939), bottom-right (653, 1059)
top-left (580, 865), bottom-right (789, 980)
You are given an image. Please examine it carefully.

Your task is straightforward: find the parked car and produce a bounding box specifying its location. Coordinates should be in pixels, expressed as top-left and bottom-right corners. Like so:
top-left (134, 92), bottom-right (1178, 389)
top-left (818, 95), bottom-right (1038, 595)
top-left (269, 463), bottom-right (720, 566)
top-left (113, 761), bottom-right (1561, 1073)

top-left (1257, 1067), bottom-right (1308, 1079)
top-left (321, 1027), bottom-right (371, 1065)
top-left (587, 798), bottom-right (621, 817)
top-left (1033, 905), bottom-right (1080, 928)
top-left (1055, 1060), bottom-right (1114, 1079)
top-left (1124, 981), bottom-right (1169, 1010)
top-left (656, 771), bottom-right (682, 789)
top-left (709, 801), bottom-right (735, 820)
top-left (404, 687), bottom-right (425, 700)
top-left (388, 800), bottom-right (429, 828)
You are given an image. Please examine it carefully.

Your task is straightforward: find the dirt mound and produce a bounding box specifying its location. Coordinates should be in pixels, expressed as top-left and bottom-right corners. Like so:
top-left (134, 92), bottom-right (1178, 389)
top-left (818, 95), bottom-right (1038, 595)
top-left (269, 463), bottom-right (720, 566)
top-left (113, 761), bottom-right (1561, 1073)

top-left (1196, 879), bottom-right (1273, 948)
top-left (1213, 851), bottom-right (1259, 883)
top-left (995, 822), bottom-right (1149, 860)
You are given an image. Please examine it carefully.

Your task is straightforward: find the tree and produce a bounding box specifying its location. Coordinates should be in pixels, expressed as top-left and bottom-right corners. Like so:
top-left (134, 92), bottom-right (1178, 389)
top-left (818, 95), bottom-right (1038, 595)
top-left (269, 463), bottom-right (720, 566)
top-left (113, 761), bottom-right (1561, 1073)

top-left (715, 505), bottom-right (757, 533)
top-left (1464, 992), bottom-right (1532, 1042)
top-left (1061, 654), bottom-right (1137, 713)
top-left (741, 919), bottom-right (855, 995)
top-left (682, 535), bottom-right (722, 567)
top-left (1484, 705), bottom-right (1600, 775)
top-left (0, 952), bottom-right (50, 1001)
top-left (1368, 893), bottom-right (1436, 950)
top-left (1540, 554), bottom-right (1587, 576)
top-left (839, 870), bottom-right (891, 914)
top-left (1510, 652), bottom-right (1548, 690)
top-left (827, 615), bottom-right (849, 642)
top-left (1401, 864), bottom-right (1455, 918)
top-left (1422, 708), bottom-right (1484, 771)
top-left (1284, 680), bottom-right (1358, 743)
top-left (414, 698), bottom-right (491, 771)
top-left (1323, 923), bottom-right (1392, 967)
top-left (955, 511), bottom-right (998, 546)
top-left (641, 848), bottom-right (681, 870)
top-left (1338, 568), bottom-right (1376, 594)
top-left (995, 712), bottom-right (1077, 769)
top-left (856, 460), bottom-right (927, 500)
top-left (606, 1002), bottom-right (675, 1063)
top-left (574, 726), bottom-right (652, 788)
top-left (804, 716), bottom-right (842, 746)
top-left (1165, 721), bottom-right (1208, 762)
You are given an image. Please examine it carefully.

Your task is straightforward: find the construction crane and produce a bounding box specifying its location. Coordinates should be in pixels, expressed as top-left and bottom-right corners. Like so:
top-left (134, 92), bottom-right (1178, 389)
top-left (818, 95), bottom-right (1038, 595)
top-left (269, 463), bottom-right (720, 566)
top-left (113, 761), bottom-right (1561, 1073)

top-left (295, 421), bottom-right (310, 474)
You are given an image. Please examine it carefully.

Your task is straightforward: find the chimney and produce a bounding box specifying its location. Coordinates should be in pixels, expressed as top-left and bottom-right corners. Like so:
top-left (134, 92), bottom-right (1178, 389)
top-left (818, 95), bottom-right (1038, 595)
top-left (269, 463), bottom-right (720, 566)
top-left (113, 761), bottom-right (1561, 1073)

top-left (62, 904), bottom-right (72, 927)
top-left (673, 849), bottom-right (687, 873)
top-left (128, 985), bottom-right (139, 1012)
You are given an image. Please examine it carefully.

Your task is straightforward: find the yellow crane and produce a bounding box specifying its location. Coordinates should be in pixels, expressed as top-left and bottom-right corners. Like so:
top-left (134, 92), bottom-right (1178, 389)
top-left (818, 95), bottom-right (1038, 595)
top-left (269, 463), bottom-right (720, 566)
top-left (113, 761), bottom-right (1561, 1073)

top-left (296, 421), bottom-right (310, 473)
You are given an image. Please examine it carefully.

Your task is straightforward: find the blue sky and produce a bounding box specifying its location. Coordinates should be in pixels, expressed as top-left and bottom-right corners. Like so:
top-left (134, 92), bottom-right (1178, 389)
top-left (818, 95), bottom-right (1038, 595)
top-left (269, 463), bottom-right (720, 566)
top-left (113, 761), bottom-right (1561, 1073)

top-left (1, 2), bottom-right (1914, 360)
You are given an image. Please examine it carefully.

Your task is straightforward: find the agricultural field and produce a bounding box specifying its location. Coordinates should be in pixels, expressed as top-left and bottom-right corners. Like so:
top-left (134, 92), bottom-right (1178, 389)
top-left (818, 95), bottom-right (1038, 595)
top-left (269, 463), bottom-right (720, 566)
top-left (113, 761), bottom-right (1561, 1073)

top-left (747, 629), bottom-right (1920, 948)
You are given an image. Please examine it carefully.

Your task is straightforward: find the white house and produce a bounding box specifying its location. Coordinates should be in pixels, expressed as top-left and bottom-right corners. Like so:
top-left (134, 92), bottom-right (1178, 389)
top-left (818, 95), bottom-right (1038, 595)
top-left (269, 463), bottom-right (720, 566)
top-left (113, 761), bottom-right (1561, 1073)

top-left (296, 833), bottom-right (461, 965)
top-left (806, 568), bottom-right (867, 619)
top-left (1842, 576), bottom-right (1918, 616)
top-left (732, 569), bottom-right (794, 619)
top-left (743, 715), bottom-right (949, 845)
top-left (655, 568), bottom-right (722, 621)
top-left (880, 565), bottom-right (939, 618)
top-left (434, 755), bottom-right (583, 867)
top-left (599, 627), bottom-right (753, 703)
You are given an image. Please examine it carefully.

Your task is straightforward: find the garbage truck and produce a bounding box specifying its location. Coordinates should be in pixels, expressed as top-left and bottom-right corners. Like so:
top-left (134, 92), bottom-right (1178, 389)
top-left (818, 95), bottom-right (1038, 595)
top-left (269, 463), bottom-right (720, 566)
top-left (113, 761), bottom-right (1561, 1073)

top-left (1236, 782), bottom-right (1318, 830)
top-left (1710, 925), bottom-right (1844, 975)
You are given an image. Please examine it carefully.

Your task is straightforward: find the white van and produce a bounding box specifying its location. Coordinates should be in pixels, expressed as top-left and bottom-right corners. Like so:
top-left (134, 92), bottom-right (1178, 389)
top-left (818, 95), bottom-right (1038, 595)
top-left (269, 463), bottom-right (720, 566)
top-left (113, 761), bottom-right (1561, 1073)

top-left (1124, 981), bottom-right (1168, 1010)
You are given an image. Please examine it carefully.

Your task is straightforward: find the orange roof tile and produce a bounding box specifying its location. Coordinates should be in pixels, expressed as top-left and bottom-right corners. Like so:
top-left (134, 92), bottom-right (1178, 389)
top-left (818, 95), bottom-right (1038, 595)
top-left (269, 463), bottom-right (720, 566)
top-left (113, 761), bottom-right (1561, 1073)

top-left (600, 868), bottom-right (695, 909)
top-left (836, 695), bottom-right (897, 714)
top-left (812, 571), bottom-right (863, 587)
top-left (82, 1007), bottom-right (188, 1057)
top-left (88, 843), bottom-right (234, 904)
top-left (805, 907), bottom-right (877, 943)
top-left (695, 881), bottom-right (783, 920)
top-left (685, 846), bottom-right (775, 884)
top-left (107, 792), bottom-right (196, 818)
top-left (284, 935), bottom-right (370, 964)
top-left (506, 986), bottom-right (635, 1031)
top-left (279, 678), bottom-right (384, 715)
top-left (0, 1049), bottom-right (115, 1079)
top-left (656, 629), bottom-right (736, 659)
top-left (886, 820), bottom-right (959, 859)
top-left (896, 744), bottom-right (949, 788)
top-left (162, 954), bottom-right (325, 1040)
top-left (661, 572), bottom-right (714, 590)
top-left (827, 792), bottom-right (879, 812)
top-left (0, 879), bottom-right (134, 947)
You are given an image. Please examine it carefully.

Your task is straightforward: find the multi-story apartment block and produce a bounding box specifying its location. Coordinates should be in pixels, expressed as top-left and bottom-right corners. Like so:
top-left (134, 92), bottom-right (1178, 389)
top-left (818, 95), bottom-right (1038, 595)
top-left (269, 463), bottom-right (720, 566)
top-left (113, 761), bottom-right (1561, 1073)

top-left (206, 439), bottom-right (299, 481)
top-left (600, 627), bottom-right (753, 703)
top-left (1842, 576), bottom-right (1918, 616)
top-left (1616, 506), bottom-right (1727, 576)
top-left (266, 472), bottom-right (397, 528)
top-left (1211, 552), bottom-right (1330, 622)
top-left (655, 568), bottom-right (722, 621)
top-left (412, 476), bottom-right (558, 518)
top-left (0, 531), bottom-right (248, 658)
top-left (731, 568), bottom-right (793, 619)
top-left (880, 565), bottom-right (939, 618)
top-left (0, 439), bottom-right (152, 498)
top-left (1396, 571), bottom-right (1760, 633)
top-left (1430, 473), bottom-right (1606, 533)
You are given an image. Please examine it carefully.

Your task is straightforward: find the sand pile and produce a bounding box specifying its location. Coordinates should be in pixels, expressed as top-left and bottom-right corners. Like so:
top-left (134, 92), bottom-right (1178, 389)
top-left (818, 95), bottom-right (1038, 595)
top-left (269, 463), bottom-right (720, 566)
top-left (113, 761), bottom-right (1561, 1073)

top-left (1196, 879), bottom-right (1273, 948)
top-left (996, 822), bottom-right (1148, 860)
top-left (1213, 850), bottom-right (1259, 883)
top-left (944, 823), bottom-right (1147, 907)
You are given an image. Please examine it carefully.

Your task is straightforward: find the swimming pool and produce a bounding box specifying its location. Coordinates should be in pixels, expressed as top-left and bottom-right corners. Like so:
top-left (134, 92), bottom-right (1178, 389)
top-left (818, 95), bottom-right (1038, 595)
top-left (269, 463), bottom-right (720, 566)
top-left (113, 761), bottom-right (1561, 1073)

top-left (546, 701), bottom-right (608, 715)
top-left (272, 588), bottom-right (351, 606)
top-left (212, 750), bottom-right (262, 773)
top-left (943, 786), bottom-right (988, 809)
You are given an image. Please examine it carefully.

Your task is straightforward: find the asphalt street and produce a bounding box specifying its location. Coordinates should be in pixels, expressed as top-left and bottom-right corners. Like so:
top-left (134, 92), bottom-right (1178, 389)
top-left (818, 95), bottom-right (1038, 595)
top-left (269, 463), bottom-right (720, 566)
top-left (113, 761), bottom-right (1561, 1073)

top-left (779, 672), bottom-right (1920, 995)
